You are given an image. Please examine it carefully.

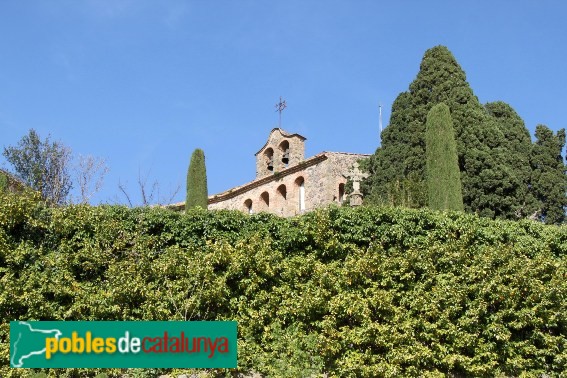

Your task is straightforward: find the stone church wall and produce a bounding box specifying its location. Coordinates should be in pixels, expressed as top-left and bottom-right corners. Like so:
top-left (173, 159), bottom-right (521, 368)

top-left (168, 129), bottom-right (370, 216)
top-left (208, 152), bottom-right (369, 217)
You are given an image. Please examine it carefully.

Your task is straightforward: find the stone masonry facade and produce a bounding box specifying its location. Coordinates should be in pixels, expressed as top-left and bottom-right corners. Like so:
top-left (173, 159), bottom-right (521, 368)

top-left (201, 128), bottom-right (369, 217)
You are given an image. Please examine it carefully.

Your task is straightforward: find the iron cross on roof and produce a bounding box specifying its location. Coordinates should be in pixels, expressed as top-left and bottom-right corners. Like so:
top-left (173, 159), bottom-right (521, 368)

top-left (275, 96), bottom-right (287, 128)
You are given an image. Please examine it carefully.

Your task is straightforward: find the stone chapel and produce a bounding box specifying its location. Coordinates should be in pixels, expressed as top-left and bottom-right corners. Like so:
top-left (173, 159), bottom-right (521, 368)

top-left (171, 128), bottom-right (369, 217)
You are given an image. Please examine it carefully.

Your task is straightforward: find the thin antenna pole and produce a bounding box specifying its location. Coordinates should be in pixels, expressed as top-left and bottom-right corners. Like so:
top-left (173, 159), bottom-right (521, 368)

top-left (379, 103), bottom-right (383, 134)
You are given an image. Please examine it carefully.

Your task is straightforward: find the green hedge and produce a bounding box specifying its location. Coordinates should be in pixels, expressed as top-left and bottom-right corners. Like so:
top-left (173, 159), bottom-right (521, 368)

top-left (1, 191), bottom-right (565, 377)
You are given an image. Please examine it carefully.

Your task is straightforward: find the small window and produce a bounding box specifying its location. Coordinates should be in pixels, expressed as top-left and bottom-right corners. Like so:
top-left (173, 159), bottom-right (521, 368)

top-left (264, 148), bottom-right (274, 172)
top-left (277, 184), bottom-right (287, 200)
top-left (279, 140), bottom-right (290, 167)
top-left (338, 183), bottom-right (345, 203)
top-left (260, 192), bottom-right (270, 208)
top-left (244, 199), bottom-right (253, 214)
top-left (295, 177), bottom-right (305, 212)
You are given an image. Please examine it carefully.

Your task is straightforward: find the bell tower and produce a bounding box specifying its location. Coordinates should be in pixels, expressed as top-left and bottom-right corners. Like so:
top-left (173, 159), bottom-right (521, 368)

top-left (255, 128), bottom-right (306, 179)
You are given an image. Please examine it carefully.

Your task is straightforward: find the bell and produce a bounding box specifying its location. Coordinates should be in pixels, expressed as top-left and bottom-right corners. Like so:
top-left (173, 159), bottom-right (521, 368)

top-left (282, 149), bottom-right (289, 165)
top-left (267, 156), bottom-right (274, 171)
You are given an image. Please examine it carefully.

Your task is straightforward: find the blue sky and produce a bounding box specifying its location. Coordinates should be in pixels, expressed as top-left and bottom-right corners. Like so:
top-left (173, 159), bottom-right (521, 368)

top-left (1, 1), bottom-right (566, 205)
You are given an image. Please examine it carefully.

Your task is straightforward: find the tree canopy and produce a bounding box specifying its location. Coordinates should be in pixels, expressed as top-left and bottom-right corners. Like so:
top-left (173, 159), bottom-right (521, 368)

top-left (3, 129), bottom-right (72, 204)
top-left (363, 45), bottom-right (547, 221)
top-left (530, 125), bottom-right (567, 224)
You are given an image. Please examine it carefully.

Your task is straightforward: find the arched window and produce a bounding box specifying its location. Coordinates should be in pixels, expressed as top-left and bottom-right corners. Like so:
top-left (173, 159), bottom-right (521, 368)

top-left (277, 184), bottom-right (287, 200)
top-left (260, 191), bottom-right (270, 208)
top-left (244, 199), bottom-right (253, 214)
top-left (279, 140), bottom-right (290, 167)
top-left (264, 148), bottom-right (274, 172)
top-left (295, 177), bottom-right (305, 212)
top-left (338, 183), bottom-right (345, 203)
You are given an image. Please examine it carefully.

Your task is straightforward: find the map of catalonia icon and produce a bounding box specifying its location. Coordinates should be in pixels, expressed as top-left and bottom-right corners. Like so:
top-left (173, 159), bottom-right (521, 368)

top-left (11, 321), bottom-right (63, 368)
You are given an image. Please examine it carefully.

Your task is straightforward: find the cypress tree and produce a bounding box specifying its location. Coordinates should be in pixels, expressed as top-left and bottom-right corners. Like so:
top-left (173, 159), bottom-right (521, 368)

top-left (426, 103), bottom-right (463, 211)
top-left (363, 45), bottom-right (487, 209)
top-left (363, 45), bottom-right (531, 219)
top-left (485, 101), bottom-right (537, 218)
top-left (530, 125), bottom-right (567, 224)
top-left (185, 148), bottom-right (208, 211)
top-left (361, 92), bottom-right (427, 207)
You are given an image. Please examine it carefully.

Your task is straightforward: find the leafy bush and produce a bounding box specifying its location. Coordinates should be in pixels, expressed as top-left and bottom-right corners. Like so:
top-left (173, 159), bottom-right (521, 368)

top-left (1, 192), bottom-right (565, 376)
top-left (0, 173), bottom-right (7, 192)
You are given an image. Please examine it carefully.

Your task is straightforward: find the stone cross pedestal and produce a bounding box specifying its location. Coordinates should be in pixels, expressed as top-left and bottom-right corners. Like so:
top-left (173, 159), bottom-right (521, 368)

top-left (345, 162), bottom-right (369, 207)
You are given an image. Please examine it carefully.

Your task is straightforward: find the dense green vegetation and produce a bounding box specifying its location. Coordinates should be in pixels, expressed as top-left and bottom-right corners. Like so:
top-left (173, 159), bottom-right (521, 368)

top-left (484, 101), bottom-right (537, 218)
top-left (425, 103), bottom-right (463, 211)
top-left (363, 45), bottom-right (566, 223)
top-left (0, 172), bottom-right (7, 193)
top-left (531, 125), bottom-right (567, 224)
top-left (186, 148), bottom-right (208, 212)
top-left (1, 190), bottom-right (565, 377)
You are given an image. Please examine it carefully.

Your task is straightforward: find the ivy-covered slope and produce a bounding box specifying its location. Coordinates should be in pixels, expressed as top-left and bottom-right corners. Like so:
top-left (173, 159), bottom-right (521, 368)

top-left (1, 191), bottom-right (566, 377)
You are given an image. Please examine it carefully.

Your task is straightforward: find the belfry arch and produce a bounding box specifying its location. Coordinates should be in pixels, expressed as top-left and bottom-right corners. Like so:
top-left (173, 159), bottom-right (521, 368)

top-left (255, 128), bottom-right (306, 178)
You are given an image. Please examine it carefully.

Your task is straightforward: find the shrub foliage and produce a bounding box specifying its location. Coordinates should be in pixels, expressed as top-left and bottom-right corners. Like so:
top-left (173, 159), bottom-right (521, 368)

top-left (1, 191), bottom-right (566, 377)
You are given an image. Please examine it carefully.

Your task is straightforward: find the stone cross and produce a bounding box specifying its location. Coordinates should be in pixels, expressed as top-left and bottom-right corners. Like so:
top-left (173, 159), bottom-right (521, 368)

top-left (347, 162), bottom-right (369, 192)
top-left (345, 162), bottom-right (369, 206)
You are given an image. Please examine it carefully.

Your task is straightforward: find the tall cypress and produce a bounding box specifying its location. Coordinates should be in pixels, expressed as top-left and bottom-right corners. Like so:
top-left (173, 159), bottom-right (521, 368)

top-left (426, 103), bottom-right (463, 211)
top-left (363, 45), bottom-right (531, 219)
top-left (185, 148), bottom-right (208, 211)
top-left (530, 125), bottom-right (567, 224)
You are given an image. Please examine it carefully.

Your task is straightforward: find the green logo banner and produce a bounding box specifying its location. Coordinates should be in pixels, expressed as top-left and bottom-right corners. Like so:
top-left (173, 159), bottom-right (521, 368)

top-left (10, 321), bottom-right (237, 368)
